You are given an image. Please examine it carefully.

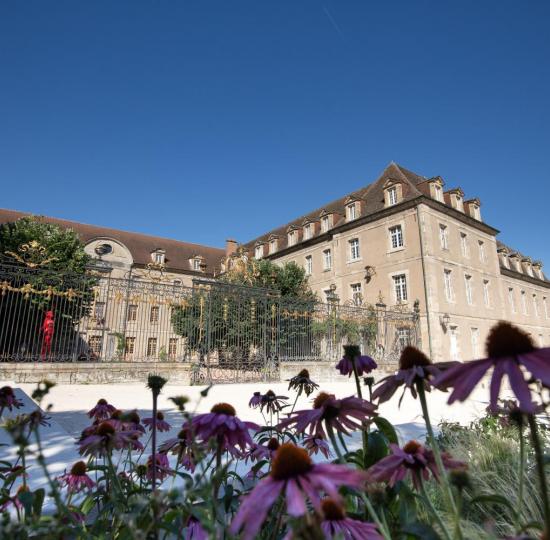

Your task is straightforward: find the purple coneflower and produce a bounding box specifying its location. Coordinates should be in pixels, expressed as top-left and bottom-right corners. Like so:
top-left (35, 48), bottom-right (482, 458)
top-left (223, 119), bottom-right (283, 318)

top-left (336, 345), bottom-right (377, 377)
top-left (287, 369), bottom-right (319, 397)
top-left (245, 437), bottom-right (280, 462)
top-left (143, 411), bottom-right (171, 432)
top-left (303, 434), bottom-right (331, 459)
top-left (260, 390), bottom-right (288, 415)
top-left (191, 403), bottom-right (258, 457)
top-left (372, 346), bottom-right (452, 405)
top-left (433, 322), bottom-right (550, 413)
top-left (248, 392), bottom-right (263, 409)
top-left (159, 426), bottom-right (195, 471)
top-left (120, 409), bottom-right (145, 433)
top-left (320, 498), bottom-right (383, 540)
top-left (78, 420), bottom-right (144, 457)
top-left (366, 440), bottom-right (465, 491)
top-left (185, 517), bottom-right (208, 540)
top-left (87, 398), bottom-right (116, 421)
top-left (230, 442), bottom-right (368, 540)
top-left (58, 461), bottom-right (95, 492)
top-left (146, 452), bottom-right (173, 483)
top-left (277, 392), bottom-right (377, 439)
top-left (0, 386), bottom-right (23, 412)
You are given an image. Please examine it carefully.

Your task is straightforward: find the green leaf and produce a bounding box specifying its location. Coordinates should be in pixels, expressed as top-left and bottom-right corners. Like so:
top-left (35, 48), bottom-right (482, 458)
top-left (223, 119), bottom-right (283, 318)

top-left (363, 431), bottom-right (389, 469)
top-left (372, 416), bottom-right (399, 445)
top-left (469, 494), bottom-right (518, 519)
top-left (32, 488), bottom-right (45, 517)
top-left (18, 490), bottom-right (34, 516)
top-left (402, 522), bottom-right (442, 540)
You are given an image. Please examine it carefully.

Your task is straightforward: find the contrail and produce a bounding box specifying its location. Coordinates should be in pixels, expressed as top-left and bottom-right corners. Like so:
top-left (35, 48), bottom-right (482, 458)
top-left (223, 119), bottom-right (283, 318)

top-left (323, 6), bottom-right (345, 40)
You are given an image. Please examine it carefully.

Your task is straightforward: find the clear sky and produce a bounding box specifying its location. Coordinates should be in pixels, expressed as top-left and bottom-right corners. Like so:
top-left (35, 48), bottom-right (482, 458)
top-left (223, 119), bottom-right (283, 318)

top-left (1, 1), bottom-right (549, 265)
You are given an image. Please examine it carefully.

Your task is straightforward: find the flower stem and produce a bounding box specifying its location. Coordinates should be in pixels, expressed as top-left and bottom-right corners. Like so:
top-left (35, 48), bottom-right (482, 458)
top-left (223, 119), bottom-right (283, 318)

top-left (416, 382), bottom-right (457, 518)
top-left (326, 423), bottom-right (345, 464)
top-left (352, 358), bottom-right (369, 464)
top-left (419, 478), bottom-right (452, 540)
top-left (290, 388), bottom-right (302, 414)
top-left (527, 414), bottom-right (550, 533)
top-left (359, 493), bottom-right (392, 540)
top-left (517, 425), bottom-right (526, 529)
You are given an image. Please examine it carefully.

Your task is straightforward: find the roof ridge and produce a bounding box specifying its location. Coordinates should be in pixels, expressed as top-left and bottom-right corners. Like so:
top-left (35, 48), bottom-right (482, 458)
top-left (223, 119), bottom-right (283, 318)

top-left (0, 207), bottom-right (224, 252)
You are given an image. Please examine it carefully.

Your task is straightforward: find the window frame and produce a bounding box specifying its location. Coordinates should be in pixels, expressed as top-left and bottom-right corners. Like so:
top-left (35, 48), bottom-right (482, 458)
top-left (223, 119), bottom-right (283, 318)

top-left (393, 274), bottom-right (408, 303)
top-left (439, 224), bottom-right (449, 250)
top-left (323, 248), bottom-right (332, 271)
top-left (304, 255), bottom-right (313, 275)
top-left (389, 225), bottom-right (404, 249)
top-left (464, 274), bottom-right (473, 305)
top-left (349, 238), bottom-right (360, 261)
top-left (444, 269), bottom-right (454, 302)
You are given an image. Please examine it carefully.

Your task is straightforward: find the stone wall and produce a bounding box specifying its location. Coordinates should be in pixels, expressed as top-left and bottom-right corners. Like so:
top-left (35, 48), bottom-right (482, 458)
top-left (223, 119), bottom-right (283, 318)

top-left (0, 362), bottom-right (192, 385)
top-left (279, 361), bottom-right (398, 384)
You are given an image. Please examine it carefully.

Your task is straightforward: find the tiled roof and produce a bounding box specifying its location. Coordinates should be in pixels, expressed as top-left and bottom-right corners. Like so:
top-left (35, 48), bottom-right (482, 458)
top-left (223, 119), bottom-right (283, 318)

top-left (245, 162), bottom-right (426, 250)
top-left (0, 208), bottom-right (225, 274)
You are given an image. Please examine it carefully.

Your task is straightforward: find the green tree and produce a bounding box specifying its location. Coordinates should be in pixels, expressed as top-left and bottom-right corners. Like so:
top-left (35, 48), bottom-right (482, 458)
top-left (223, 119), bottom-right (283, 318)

top-left (0, 216), bottom-right (94, 359)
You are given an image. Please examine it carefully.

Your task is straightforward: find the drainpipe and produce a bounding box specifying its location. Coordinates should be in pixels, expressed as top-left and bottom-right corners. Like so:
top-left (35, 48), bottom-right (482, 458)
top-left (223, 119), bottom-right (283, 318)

top-left (416, 204), bottom-right (434, 359)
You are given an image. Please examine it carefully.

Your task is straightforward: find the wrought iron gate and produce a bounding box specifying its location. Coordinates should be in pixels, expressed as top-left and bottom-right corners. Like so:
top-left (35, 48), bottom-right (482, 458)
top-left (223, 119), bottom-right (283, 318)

top-left (0, 262), bottom-right (420, 383)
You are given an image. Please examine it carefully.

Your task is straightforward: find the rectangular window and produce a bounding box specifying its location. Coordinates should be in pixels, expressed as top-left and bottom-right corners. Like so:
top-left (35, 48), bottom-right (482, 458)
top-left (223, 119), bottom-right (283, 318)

top-left (321, 215), bottom-right (330, 233)
top-left (125, 337), bottom-right (135, 356)
top-left (269, 240), bottom-right (277, 254)
top-left (288, 231), bottom-right (296, 246)
top-left (389, 225), bottom-right (404, 249)
top-left (439, 225), bottom-right (449, 250)
top-left (478, 241), bottom-right (486, 263)
top-left (483, 280), bottom-right (490, 307)
top-left (349, 238), bottom-right (360, 261)
top-left (470, 328), bottom-right (480, 357)
top-left (147, 338), bottom-right (157, 357)
top-left (450, 326), bottom-right (460, 361)
top-left (444, 270), bottom-right (454, 302)
top-left (533, 294), bottom-right (539, 317)
top-left (347, 204), bottom-right (356, 221)
top-left (509, 288), bottom-right (516, 313)
top-left (460, 233), bottom-right (469, 257)
top-left (388, 187), bottom-right (397, 205)
top-left (521, 291), bottom-right (528, 315)
top-left (150, 306), bottom-right (160, 323)
top-left (393, 274), bottom-right (408, 303)
top-left (304, 224), bottom-right (312, 240)
top-left (127, 305), bottom-right (138, 322)
top-left (434, 184), bottom-right (443, 202)
top-left (305, 255), bottom-right (312, 275)
top-left (193, 258), bottom-right (202, 271)
top-left (89, 336), bottom-right (102, 355)
top-left (169, 338), bottom-right (177, 358)
top-left (350, 283), bottom-right (362, 305)
top-left (255, 245), bottom-right (263, 259)
top-left (544, 297), bottom-right (549, 319)
top-left (94, 302), bottom-right (105, 320)
top-left (323, 249), bottom-right (332, 270)
top-left (464, 275), bottom-right (473, 305)
top-left (397, 327), bottom-right (412, 349)
top-left (154, 252), bottom-right (164, 264)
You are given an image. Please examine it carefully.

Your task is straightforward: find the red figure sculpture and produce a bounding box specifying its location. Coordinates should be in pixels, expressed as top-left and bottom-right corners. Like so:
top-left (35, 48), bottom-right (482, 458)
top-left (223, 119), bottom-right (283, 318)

top-left (40, 310), bottom-right (55, 359)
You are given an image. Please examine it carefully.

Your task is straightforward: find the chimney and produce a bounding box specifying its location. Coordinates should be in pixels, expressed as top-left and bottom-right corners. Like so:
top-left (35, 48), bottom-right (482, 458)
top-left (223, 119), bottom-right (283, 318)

top-left (225, 239), bottom-right (238, 257)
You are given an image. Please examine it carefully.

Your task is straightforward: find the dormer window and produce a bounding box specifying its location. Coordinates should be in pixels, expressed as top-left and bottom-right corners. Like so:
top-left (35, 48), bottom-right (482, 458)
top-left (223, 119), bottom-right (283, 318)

top-left (388, 186), bottom-right (397, 206)
top-left (434, 184), bottom-right (443, 202)
top-left (288, 230), bottom-right (297, 246)
top-left (321, 215), bottom-right (330, 233)
top-left (269, 238), bottom-right (278, 254)
top-left (152, 250), bottom-right (165, 265)
top-left (254, 244), bottom-right (264, 259)
top-left (191, 257), bottom-right (203, 271)
top-left (347, 203), bottom-right (357, 221)
top-left (304, 223), bottom-right (312, 240)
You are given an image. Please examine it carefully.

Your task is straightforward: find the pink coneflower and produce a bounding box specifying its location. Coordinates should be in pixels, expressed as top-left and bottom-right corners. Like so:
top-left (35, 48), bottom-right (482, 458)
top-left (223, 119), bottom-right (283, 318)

top-left (146, 453), bottom-right (173, 483)
top-left (320, 498), bottom-right (383, 540)
top-left (287, 369), bottom-right (319, 397)
top-left (78, 420), bottom-right (144, 457)
top-left (248, 392), bottom-right (263, 409)
top-left (245, 437), bottom-right (280, 462)
top-left (58, 461), bottom-right (95, 492)
top-left (433, 322), bottom-right (550, 413)
top-left (336, 346), bottom-right (377, 377)
top-left (159, 426), bottom-right (195, 471)
top-left (230, 443), bottom-right (368, 540)
top-left (372, 347), bottom-right (452, 405)
top-left (365, 440), bottom-right (465, 491)
top-left (143, 411), bottom-right (171, 432)
top-left (191, 403), bottom-right (258, 457)
top-left (185, 517), bottom-right (208, 540)
top-left (0, 386), bottom-right (23, 412)
top-left (303, 434), bottom-right (331, 459)
top-left (260, 390), bottom-right (288, 415)
top-left (87, 398), bottom-right (116, 421)
top-left (119, 409), bottom-right (145, 433)
top-left (277, 392), bottom-right (377, 438)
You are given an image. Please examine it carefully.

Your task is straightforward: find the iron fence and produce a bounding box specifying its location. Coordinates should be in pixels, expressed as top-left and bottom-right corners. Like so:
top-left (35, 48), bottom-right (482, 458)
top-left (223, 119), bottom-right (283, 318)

top-left (0, 262), bottom-right (420, 382)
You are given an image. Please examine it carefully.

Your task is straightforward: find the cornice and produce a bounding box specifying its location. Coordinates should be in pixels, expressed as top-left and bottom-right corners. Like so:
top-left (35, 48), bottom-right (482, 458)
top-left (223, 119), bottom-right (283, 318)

top-left (500, 267), bottom-right (550, 289)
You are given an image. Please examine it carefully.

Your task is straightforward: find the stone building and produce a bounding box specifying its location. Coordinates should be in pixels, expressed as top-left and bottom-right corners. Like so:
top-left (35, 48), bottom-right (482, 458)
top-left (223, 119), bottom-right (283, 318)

top-left (1, 161), bottom-right (549, 362)
top-left (244, 162), bottom-right (550, 361)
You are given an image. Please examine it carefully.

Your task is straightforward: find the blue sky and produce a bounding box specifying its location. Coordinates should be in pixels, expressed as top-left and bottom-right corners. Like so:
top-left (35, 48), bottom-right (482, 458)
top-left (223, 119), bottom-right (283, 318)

top-left (1, 1), bottom-right (549, 265)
